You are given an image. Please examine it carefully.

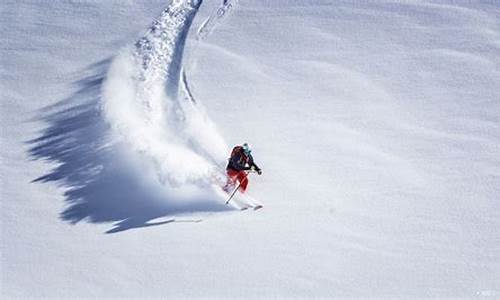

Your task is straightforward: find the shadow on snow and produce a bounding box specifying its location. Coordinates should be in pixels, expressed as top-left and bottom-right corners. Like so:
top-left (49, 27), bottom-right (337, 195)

top-left (26, 59), bottom-right (229, 234)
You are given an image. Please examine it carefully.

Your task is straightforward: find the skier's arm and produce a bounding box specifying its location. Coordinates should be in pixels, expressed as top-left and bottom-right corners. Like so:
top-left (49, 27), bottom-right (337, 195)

top-left (248, 155), bottom-right (262, 174)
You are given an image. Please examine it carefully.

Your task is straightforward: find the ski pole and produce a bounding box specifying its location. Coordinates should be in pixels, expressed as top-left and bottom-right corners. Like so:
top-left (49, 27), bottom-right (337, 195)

top-left (225, 180), bottom-right (242, 204)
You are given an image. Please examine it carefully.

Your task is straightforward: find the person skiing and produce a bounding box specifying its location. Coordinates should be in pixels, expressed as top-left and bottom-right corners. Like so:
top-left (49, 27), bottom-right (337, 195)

top-left (223, 143), bottom-right (262, 193)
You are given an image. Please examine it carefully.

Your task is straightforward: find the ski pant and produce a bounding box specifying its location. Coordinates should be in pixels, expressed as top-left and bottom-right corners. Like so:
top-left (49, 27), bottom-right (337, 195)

top-left (226, 169), bottom-right (249, 193)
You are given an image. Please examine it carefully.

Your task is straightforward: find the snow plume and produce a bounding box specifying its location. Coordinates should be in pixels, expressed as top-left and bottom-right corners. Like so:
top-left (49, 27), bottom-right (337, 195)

top-left (102, 0), bottom-right (228, 190)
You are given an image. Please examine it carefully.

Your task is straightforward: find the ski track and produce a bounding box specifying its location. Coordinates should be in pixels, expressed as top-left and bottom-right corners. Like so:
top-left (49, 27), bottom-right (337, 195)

top-left (197, 0), bottom-right (238, 40)
top-left (102, 0), bottom-right (236, 208)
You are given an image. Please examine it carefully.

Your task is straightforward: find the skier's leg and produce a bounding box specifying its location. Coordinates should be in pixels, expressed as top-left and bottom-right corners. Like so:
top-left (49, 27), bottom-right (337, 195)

top-left (236, 171), bottom-right (249, 193)
top-left (223, 169), bottom-right (238, 192)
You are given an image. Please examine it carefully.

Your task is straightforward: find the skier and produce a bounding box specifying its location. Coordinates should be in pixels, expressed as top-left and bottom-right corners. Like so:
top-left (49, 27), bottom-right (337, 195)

top-left (224, 143), bottom-right (262, 193)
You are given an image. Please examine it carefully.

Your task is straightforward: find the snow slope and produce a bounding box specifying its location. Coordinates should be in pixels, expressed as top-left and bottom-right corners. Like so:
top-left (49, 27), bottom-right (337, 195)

top-left (2, 0), bottom-right (500, 297)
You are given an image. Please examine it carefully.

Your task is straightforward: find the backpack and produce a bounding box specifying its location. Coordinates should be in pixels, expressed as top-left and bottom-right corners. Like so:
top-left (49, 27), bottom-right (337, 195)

top-left (230, 146), bottom-right (249, 165)
top-left (230, 146), bottom-right (243, 159)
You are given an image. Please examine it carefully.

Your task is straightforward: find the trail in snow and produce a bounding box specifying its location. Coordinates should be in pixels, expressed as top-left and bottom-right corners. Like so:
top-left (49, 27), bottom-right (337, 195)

top-left (103, 0), bottom-right (260, 211)
top-left (103, 0), bottom-right (228, 190)
top-left (197, 0), bottom-right (239, 40)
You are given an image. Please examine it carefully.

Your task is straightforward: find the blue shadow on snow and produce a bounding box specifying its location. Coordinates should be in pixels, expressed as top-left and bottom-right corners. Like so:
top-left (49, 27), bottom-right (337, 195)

top-left (26, 59), bottom-right (230, 234)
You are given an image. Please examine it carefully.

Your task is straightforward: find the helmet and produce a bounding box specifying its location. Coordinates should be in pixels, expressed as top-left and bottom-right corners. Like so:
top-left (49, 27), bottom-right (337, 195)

top-left (242, 143), bottom-right (252, 155)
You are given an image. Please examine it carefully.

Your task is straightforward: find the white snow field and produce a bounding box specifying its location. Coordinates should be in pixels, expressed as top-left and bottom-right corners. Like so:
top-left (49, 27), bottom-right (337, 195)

top-left (2, 0), bottom-right (500, 297)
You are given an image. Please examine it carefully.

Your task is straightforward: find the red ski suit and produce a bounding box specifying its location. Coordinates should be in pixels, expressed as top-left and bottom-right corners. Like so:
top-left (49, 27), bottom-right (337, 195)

top-left (226, 169), bottom-right (249, 193)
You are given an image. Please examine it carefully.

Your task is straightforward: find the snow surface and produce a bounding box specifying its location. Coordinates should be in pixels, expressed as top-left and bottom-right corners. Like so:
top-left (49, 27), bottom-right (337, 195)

top-left (2, 0), bottom-right (500, 297)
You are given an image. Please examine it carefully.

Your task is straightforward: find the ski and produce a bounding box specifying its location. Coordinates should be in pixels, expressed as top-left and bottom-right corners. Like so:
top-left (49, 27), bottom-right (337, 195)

top-left (239, 204), bottom-right (263, 211)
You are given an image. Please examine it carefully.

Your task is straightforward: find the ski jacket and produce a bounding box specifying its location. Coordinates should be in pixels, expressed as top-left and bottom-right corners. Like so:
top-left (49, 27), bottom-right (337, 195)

top-left (226, 146), bottom-right (260, 172)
